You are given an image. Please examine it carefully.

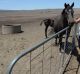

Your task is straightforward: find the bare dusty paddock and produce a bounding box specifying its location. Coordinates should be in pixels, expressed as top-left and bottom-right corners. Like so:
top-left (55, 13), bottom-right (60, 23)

top-left (0, 9), bottom-right (80, 74)
top-left (0, 21), bottom-right (45, 74)
top-left (0, 21), bottom-right (60, 74)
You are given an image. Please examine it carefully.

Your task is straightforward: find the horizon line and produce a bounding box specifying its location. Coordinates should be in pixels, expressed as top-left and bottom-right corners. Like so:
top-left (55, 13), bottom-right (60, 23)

top-left (0, 7), bottom-right (79, 11)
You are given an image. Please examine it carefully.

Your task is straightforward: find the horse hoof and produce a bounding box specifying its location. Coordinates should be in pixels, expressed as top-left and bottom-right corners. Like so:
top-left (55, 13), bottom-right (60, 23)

top-left (55, 42), bottom-right (59, 46)
top-left (54, 42), bottom-right (57, 45)
top-left (44, 37), bottom-right (48, 39)
top-left (59, 49), bottom-right (61, 52)
top-left (59, 47), bottom-right (63, 53)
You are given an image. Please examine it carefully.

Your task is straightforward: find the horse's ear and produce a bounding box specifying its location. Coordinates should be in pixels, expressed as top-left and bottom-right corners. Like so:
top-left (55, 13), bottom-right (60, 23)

top-left (71, 2), bottom-right (74, 8)
top-left (64, 3), bottom-right (67, 8)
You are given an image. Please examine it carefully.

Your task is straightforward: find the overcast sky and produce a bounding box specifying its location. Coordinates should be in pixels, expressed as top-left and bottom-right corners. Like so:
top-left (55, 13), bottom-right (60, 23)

top-left (0, 0), bottom-right (80, 10)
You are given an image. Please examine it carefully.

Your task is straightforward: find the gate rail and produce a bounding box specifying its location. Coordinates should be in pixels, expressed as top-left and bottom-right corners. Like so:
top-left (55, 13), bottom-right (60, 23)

top-left (7, 26), bottom-right (73, 74)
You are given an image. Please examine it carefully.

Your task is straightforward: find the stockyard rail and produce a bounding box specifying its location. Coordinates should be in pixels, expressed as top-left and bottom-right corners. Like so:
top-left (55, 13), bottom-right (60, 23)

top-left (7, 26), bottom-right (75, 74)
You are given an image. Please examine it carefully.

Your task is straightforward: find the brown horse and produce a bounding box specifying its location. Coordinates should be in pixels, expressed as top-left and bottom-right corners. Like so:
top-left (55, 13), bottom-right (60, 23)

top-left (40, 18), bottom-right (54, 36)
top-left (40, 2), bottom-right (74, 51)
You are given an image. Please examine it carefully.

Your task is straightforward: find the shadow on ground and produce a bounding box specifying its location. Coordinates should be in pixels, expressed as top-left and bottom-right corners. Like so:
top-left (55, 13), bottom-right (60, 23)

top-left (61, 42), bottom-right (80, 74)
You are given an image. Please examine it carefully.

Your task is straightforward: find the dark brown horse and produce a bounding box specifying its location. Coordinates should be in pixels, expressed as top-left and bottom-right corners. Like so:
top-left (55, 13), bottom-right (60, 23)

top-left (40, 18), bottom-right (54, 36)
top-left (40, 2), bottom-right (74, 51)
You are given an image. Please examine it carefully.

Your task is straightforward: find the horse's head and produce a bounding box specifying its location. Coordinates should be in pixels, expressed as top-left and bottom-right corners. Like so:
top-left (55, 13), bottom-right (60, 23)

top-left (62, 2), bottom-right (74, 24)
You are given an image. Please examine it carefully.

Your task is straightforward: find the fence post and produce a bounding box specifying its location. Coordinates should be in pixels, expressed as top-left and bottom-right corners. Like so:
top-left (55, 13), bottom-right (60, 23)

top-left (62, 29), bottom-right (68, 67)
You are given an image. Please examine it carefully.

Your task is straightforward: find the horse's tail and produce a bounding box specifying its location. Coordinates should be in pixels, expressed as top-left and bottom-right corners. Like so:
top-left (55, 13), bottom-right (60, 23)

top-left (40, 19), bottom-right (47, 26)
top-left (40, 20), bottom-right (44, 26)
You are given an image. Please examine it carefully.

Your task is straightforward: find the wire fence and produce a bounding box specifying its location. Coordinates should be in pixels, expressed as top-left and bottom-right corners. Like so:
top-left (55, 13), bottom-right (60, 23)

top-left (7, 26), bottom-right (74, 74)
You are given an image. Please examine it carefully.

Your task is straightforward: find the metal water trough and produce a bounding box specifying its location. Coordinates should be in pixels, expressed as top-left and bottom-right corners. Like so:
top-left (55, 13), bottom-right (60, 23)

top-left (2, 24), bottom-right (22, 34)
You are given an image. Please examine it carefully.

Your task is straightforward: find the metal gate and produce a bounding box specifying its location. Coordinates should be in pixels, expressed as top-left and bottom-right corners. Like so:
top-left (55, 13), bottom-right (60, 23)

top-left (7, 26), bottom-right (75, 74)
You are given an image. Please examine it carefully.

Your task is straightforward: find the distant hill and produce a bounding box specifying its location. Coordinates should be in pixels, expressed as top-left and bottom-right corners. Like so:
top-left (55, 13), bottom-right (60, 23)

top-left (0, 8), bottom-right (80, 13)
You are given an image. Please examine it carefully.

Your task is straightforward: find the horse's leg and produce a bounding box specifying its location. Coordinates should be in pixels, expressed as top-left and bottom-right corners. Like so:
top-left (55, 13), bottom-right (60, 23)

top-left (65, 29), bottom-right (71, 48)
top-left (45, 25), bottom-right (49, 38)
top-left (59, 34), bottom-right (63, 52)
top-left (64, 29), bottom-right (71, 51)
top-left (67, 27), bottom-right (72, 41)
top-left (55, 35), bottom-right (58, 45)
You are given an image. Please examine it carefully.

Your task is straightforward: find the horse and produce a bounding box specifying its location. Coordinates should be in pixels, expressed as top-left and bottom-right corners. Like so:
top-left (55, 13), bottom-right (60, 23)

top-left (40, 2), bottom-right (74, 51)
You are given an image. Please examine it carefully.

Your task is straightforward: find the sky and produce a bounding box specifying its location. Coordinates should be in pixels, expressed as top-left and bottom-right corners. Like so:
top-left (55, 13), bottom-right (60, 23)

top-left (0, 0), bottom-right (80, 10)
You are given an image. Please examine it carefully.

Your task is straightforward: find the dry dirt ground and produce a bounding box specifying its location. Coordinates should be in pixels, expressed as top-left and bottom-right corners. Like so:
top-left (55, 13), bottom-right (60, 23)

top-left (0, 9), bottom-right (80, 74)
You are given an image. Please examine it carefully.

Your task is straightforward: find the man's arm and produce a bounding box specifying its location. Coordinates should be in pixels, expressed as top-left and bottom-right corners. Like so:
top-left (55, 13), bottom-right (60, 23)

top-left (74, 18), bottom-right (80, 24)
